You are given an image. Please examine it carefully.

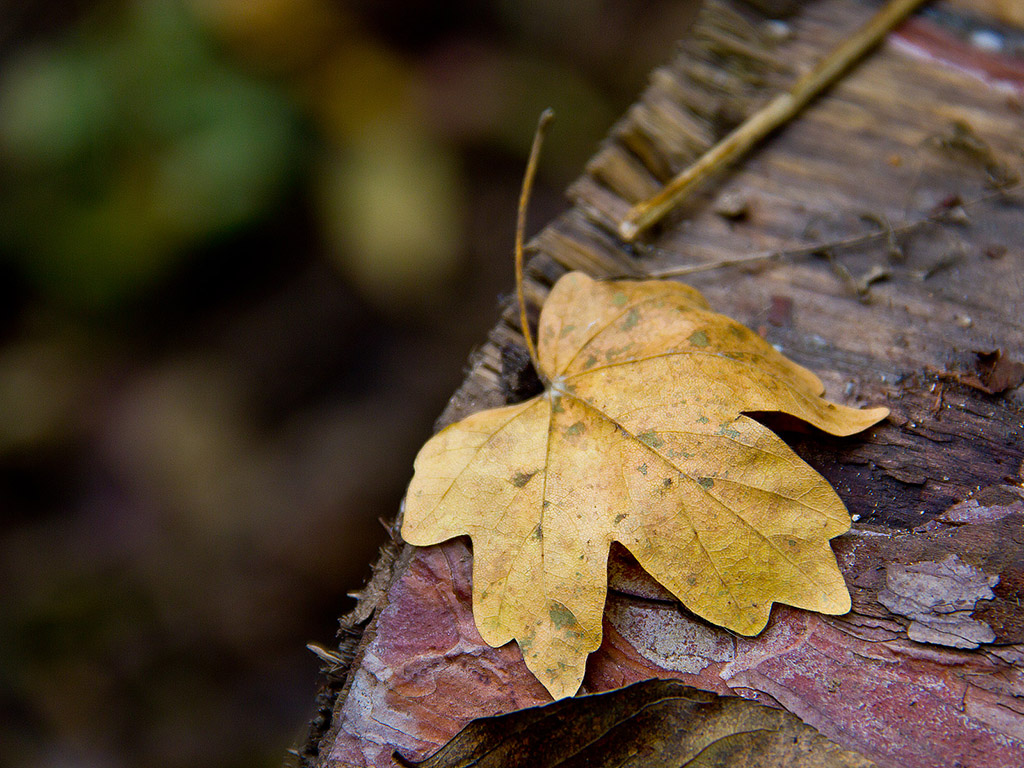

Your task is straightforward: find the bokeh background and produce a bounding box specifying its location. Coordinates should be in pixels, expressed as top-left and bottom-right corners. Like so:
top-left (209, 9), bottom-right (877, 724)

top-left (0, 1), bottom-right (698, 766)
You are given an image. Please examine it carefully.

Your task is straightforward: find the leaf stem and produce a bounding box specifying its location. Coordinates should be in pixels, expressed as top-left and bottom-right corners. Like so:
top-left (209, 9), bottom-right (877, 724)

top-left (516, 108), bottom-right (554, 379)
top-left (618, 0), bottom-right (930, 242)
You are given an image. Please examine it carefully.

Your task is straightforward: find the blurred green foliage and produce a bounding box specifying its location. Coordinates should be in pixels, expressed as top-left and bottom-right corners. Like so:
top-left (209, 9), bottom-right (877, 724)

top-left (0, 0), bottom-right (299, 311)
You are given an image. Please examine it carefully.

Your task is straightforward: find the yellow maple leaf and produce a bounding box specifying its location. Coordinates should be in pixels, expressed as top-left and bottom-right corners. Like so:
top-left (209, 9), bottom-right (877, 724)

top-left (403, 271), bottom-right (888, 699)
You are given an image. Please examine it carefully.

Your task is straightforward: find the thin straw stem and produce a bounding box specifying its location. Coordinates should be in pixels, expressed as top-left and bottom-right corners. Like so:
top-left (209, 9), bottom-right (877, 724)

top-left (515, 108), bottom-right (554, 378)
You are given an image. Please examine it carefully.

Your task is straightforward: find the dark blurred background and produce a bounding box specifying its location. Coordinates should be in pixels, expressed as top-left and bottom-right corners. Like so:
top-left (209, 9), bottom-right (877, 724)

top-left (0, 1), bottom-right (698, 766)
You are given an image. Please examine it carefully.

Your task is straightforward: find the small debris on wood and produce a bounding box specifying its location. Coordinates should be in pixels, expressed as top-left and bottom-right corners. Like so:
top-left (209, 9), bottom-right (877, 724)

top-left (823, 251), bottom-right (891, 302)
top-left (767, 294), bottom-right (793, 327)
top-left (933, 119), bottom-right (989, 157)
top-left (933, 349), bottom-right (1024, 396)
top-left (913, 249), bottom-right (961, 281)
top-left (860, 264), bottom-right (892, 290)
top-left (713, 191), bottom-right (751, 220)
top-left (929, 191), bottom-right (959, 212)
top-left (307, 643), bottom-right (347, 671)
top-left (961, 350), bottom-right (1024, 395)
top-left (938, 204), bottom-right (970, 225)
top-left (860, 212), bottom-right (904, 261)
top-left (929, 382), bottom-right (945, 414)
top-left (969, 28), bottom-right (1004, 54)
top-left (929, 119), bottom-right (1020, 189)
top-left (762, 19), bottom-right (793, 43)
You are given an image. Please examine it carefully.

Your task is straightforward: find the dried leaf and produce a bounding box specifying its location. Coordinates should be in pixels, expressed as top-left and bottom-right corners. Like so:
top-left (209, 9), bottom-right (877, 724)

top-left (403, 272), bottom-right (887, 698)
top-left (399, 679), bottom-right (876, 768)
top-left (959, 349), bottom-right (1024, 395)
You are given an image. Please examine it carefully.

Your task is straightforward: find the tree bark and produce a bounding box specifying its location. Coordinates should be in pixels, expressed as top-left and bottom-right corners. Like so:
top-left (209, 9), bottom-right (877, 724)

top-left (300, 1), bottom-right (1024, 766)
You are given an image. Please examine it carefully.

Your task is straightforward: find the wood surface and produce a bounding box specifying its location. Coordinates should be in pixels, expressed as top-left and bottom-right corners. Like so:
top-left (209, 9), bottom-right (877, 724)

top-left (302, 1), bottom-right (1024, 766)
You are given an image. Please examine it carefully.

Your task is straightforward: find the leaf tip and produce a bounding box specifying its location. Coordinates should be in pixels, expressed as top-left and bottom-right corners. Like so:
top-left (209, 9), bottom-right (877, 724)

top-left (832, 588), bottom-right (853, 616)
top-left (867, 405), bottom-right (890, 421)
top-left (824, 403), bottom-right (890, 436)
top-left (536, 663), bottom-right (585, 701)
top-left (852, 404), bottom-right (890, 431)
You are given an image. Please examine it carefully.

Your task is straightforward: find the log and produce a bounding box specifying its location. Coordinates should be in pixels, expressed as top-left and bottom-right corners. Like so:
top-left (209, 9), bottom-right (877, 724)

top-left (300, 1), bottom-right (1024, 766)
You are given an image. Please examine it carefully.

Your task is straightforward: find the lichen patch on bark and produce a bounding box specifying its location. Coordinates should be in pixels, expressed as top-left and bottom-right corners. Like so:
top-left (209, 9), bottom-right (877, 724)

top-left (878, 554), bottom-right (998, 648)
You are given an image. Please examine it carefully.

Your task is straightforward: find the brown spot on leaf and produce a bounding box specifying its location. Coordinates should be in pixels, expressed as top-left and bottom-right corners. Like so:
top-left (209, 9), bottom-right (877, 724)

top-left (637, 431), bottom-right (664, 449)
top-left (512, 471), bottom-right (537, 488)
top-left (620, 308), bottom-right (641, 331)
top-left (564, 421), bottom-right (586, 437)
top-left (688, 330), bottom-right (709, 347)
top-left (548, 602), bottom-right (578, 629)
